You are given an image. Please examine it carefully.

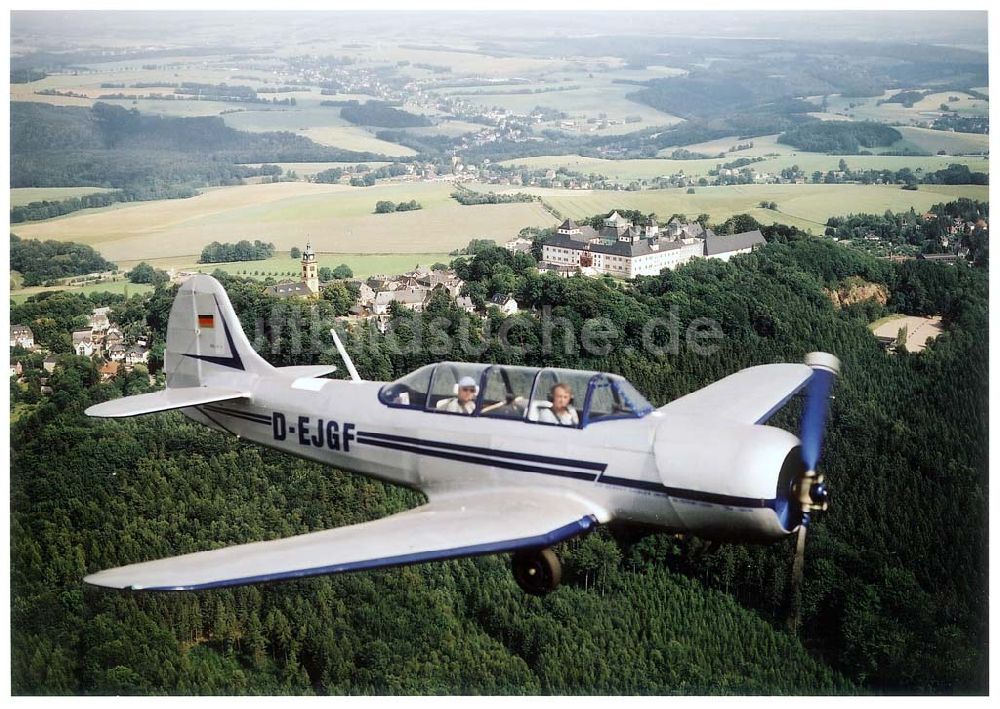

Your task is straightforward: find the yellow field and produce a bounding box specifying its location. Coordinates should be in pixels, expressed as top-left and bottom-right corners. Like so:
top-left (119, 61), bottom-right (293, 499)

top-left (9, 181), bottom-right (556, 262)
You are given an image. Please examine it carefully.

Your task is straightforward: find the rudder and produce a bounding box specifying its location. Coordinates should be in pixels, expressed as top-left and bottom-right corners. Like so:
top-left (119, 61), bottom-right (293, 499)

top-left (165, 275), bottom-right (275, 388)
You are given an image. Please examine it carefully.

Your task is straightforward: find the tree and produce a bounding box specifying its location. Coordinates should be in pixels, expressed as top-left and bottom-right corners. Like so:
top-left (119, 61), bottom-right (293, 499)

top-left (290, 247), bottom-right (301, 259)
top-left (318, 266), bottom-right (334, 282)
top-left (126, 262), bottom-right (168, 285)
top-left (331, 264), bottom-right (353, 279)
top-left (374, 200), bottom-right (397, 214)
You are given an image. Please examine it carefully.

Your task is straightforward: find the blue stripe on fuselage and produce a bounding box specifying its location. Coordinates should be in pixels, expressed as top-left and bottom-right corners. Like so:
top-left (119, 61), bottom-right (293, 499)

top-left (354, 430), bottom-right (777, 510)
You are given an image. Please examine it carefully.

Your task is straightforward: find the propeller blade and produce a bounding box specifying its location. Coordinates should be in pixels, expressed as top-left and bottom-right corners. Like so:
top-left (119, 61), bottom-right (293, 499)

top-left (787, 522), bottom-right (809, 631)
top-left (800, 352), bottom-right (840, 472)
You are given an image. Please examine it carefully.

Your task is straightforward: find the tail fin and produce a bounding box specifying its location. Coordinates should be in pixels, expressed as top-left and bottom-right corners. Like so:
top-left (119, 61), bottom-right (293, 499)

top-left (165, 274), bottom-right (276, 389)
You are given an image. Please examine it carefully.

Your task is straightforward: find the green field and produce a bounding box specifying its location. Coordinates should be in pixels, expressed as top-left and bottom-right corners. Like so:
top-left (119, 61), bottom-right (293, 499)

top-left (810, 90), bottom-right (989, 126)
top-left (502, 152), bottom-right (989, 183)
top-left (120, 252), bottom-right (455, 280)
top-left (10, 278), bottom-right (154, 304)
top-left (889, 126), bottom-right (989, 156)
top-left (503, 183), bottom-right (989, 233)
top-left (449, 80), bottom-right (682, 130)
top-left (9, 253), bottom-right (456, 303)
top-left (10, 187), bottom-right (114, 206)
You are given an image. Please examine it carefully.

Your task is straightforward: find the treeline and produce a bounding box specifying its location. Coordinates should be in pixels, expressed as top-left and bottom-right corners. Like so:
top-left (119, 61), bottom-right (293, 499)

top-left (199, 240), bottom-right (276, 264)
top-left (10, 186), bottom-right (197, 223)
top-left (777, 121), bottom-right (903, 153)
top-left (339, 100), bottom-right (432, 128)
top-left (11, 68), bottom-right (47, 83)
top-left (374, 200), bottom-right (421, 214)
top-left (932, 114), bottom-right (989, 135)
top-left (10, 234), bottom-right (117, 287)
top-left (451, 189), bottom-right (540, 206)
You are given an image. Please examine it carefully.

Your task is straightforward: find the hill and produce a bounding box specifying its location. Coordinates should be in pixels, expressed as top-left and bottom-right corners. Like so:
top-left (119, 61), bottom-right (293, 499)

top-left (10, 230), bottom-right (988, 694)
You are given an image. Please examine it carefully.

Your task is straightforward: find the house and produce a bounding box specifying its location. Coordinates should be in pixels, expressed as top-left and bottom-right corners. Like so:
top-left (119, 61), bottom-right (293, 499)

top-left (98, 361), bottom-right (121, 381)
top-left (89, 307), bottom-right (111, 333)
top-left (917, 253), bottom-right (962, 264)
top-left (264, 242), bottom-right (320, 299)
top-left (489, 294), bottom-right (519, 315)
top-left (125, 344), bottom-right (150, 368)
top-left (455, 295), bottom-right (477, 314)
top-left (104, 327), bottom-right (124, 349)
top-left (348, 280), bottom-right (377, 306)
top-left (10, 325), bottom-right (35, 350)
top-left (107, 343), bottom-right (127, 362)
top-left (504, 237), bottom-right (534, 254)
top-left (73, 330), bottom-right (96, 358)
top-left (372, 287), bottom-right (429, 316)
top-left (702, 229), bottom-right (767, 262)
top-left (43, 354), bottom-right (58, 373)
top-left (10, 361), bottom-right (23, 378)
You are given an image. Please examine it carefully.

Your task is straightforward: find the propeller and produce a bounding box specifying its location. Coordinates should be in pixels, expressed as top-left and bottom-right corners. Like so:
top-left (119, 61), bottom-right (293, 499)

top-left (787, 352), bottom-right (840, 632)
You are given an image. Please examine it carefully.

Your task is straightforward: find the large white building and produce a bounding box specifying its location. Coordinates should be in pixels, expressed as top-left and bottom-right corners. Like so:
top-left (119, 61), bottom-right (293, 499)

top-left (542, 213), bottom-right (765, 278)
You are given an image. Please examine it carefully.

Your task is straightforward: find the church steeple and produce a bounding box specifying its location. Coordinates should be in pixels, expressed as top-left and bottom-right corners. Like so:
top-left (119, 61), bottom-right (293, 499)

top-left (301, 241), bottom-right (319, 293)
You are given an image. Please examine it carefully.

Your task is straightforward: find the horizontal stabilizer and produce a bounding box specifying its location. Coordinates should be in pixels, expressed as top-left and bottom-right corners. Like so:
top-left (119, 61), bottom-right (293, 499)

top-left (85, 387), bottom-right (250, 418)
top-left (275, 365), bottom-right (336, 378)
top-left (84, 491), bottom-right (602, 590)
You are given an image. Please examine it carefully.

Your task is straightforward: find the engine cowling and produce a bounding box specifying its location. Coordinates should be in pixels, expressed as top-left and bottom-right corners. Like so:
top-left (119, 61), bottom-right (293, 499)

top-left (653, 416), bottom-right (805, 542)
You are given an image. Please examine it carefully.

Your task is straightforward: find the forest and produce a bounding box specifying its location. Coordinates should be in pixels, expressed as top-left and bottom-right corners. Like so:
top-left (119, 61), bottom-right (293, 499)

top-left (339, 100), bottom-right (433, 128)
top-left (10, 213), bottom-right (987, 694)
top-left (11, 102), bottom-right (387, 191)
top-left (10, 234), bottom-right (117, 286)
top-left (777, 122), bottom-right (903, 153)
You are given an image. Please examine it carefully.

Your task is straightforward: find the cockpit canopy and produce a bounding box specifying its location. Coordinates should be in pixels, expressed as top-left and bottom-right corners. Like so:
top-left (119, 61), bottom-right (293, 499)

top-left (378, 362), bottom-right (653, 428)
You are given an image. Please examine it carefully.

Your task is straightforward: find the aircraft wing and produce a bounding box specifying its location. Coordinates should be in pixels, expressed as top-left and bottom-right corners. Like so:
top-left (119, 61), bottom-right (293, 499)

top-left (658, 363), bottom-right (814, 424)
top-left (84, 491), bottom-right (602, 591)
top-left (85, 387), bottom-right (250, 418)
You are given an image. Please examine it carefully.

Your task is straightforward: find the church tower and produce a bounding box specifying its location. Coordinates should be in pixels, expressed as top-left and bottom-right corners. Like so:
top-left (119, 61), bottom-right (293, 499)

top-left (301, 241), bottom-right (319, 294)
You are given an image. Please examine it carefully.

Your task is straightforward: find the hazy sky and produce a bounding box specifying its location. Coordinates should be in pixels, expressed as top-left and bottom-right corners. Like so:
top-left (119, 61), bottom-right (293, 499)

top-left (10, 11), bottom-right (988, 52)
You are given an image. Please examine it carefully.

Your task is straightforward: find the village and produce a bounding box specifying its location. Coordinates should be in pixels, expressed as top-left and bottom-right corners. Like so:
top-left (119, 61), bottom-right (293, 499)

top-left (10, 305), bottom-right (150, 388)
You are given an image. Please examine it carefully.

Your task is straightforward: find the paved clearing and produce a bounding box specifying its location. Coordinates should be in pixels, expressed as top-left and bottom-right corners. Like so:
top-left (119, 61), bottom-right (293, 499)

top-left (870, 314), bottom-right (945, 352)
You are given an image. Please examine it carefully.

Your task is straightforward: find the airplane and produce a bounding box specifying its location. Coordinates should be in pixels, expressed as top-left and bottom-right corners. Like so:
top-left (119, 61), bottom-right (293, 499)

top-left (84, 274), bottom-right (839, 595)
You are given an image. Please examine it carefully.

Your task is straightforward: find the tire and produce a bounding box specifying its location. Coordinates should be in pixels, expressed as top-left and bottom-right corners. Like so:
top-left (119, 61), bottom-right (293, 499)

top-left (511, 547), bottom-right (562, 595)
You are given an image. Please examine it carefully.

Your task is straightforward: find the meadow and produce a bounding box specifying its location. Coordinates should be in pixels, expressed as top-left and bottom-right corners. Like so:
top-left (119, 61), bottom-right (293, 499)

top-left (119, 252), bottom-right (453, 280)
top-left (812, 90), bottom-right (989, 125)
top-left (502, 152), bottom-right (989, 183)
top-left (504, 183), bottom-right (989, 232)
top-left (10, 186), bottom-right (113, 206)
top-left (9, 278), bottom-right (154, 304)
top-left (9, 180), bottom-right (554, 263)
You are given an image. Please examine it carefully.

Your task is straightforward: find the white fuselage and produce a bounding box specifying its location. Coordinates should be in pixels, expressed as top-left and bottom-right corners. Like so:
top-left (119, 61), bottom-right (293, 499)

top-left (182, 375), bottom-right (792, 541)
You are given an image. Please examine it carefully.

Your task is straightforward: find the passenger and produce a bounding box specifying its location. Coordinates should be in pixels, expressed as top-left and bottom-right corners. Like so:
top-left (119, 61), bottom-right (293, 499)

top-left (436, 375), bottom-right (478, 414)
top-left (538, 383), bottom-right (579, 426)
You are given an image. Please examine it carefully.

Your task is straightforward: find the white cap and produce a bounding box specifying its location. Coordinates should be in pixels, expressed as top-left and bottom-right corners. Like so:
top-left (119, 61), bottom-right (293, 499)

top-left (458, 376), bottom-right (478, 388)
top-left (805, 351), bottom-right (841, 375)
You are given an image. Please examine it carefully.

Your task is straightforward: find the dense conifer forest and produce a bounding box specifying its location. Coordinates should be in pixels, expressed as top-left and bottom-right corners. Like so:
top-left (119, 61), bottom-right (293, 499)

top-left (11, 229), bottom-right (987, 694)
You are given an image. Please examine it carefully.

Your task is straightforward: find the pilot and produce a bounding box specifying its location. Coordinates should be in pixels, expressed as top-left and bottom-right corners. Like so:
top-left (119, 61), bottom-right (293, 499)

top-left (538, 383), bottom-right (579, 426)
top-left (436, 375), bottom-right (478, 414)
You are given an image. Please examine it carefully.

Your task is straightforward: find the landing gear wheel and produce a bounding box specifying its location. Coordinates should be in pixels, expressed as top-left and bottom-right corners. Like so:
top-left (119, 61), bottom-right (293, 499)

top-left (511, 548), bottom-right (562, 595)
